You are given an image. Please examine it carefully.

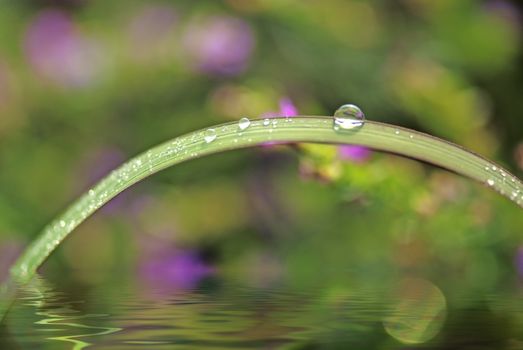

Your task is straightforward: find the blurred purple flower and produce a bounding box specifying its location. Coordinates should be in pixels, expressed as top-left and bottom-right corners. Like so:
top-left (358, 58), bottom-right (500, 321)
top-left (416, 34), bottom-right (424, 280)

top-left (182, 15), bottom-right (254, 76)
top-left (485, 0), bottom-right (521, 27)
top-left (139, 245), bottom-right (215, 292)
top-left (515, 246), bottom-right (523, 277)
top-left (338, 145), bottom-right (371, 163)
top-left (260, 96), bottom-right (298, 119)
top-left (127, 5), bottom-right (178, 62)
top-left (24, 9), bottom-right (104, 88)
top-left (279, 97), bottom-right (298, 117)
top-left (260, 97), bottom-right (298, 147)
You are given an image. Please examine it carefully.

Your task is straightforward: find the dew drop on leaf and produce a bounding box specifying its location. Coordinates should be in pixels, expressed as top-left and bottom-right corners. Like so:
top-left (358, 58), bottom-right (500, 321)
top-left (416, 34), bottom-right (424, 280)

top-left (204, 129), bottom-right (217, 143)
top-left (238, 117), bottom-right (251, 131)
top-left (333, 104), bottom-right (365, 131)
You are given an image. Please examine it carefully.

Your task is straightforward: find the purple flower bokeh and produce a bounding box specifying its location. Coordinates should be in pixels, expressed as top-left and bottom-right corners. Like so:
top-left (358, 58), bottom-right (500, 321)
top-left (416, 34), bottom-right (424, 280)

top-left (182, 15), bottom-right (254, 76)
top-left (515, 246), bottom-right (523, 278)
top-left (485, 0), bottom-right (521, 28)
top-left (24, 9), bottom-right (104, 88)
top-left (139, 245), bottom-right (215, 293)
top-left (338, 145), bottom-right (371, 163)
top-left (279, 97), bottom-right (298, 117)
top-left (260, 97), bottom-right (298, 147)
top-left (261, 97), bottom-right (298, 119)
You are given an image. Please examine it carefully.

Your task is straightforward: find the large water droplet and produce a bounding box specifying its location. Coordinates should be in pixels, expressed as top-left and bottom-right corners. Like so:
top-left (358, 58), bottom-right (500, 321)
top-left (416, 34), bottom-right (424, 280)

top-left (333, 104), bottom-right (365, 131)
top-left (238, 117), bottom-right (251, 131)
top-left (204, 129), bottom-right (217, 143)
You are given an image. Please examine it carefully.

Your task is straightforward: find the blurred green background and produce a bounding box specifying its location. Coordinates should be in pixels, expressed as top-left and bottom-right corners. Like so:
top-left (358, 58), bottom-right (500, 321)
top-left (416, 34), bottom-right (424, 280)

top-left (1, 0), bottom-right (523, 346)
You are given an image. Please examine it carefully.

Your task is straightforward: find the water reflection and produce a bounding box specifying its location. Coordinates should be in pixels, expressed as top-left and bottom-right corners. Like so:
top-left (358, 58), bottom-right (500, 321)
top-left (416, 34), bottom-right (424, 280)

top-left (383, 278), bottom-right (446, 344)
top-left (1, 275), bottom-right (522, 349)
top-left (3, 276), bottom-right (120, 349)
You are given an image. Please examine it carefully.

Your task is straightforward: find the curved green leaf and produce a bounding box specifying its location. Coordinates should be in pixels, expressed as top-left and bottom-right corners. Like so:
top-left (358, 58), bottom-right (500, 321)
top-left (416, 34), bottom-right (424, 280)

top-left (1, 116), bottom-right (522, 318)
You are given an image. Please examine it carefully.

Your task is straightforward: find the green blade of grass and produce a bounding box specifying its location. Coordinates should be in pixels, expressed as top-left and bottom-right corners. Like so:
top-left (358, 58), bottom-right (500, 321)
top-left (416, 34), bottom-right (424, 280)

top-left (1, 116), bottom-right (522, 317)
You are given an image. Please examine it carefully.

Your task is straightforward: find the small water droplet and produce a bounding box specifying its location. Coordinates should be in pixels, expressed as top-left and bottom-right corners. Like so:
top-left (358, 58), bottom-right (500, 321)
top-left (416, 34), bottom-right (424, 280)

top-left (204, 128), bottom-right (217, 143)
top-left (409, 134), bottom-right (414, 139)
top-left (487, 179), bottom-right (495, 187)
top-left (492, 166), bottom-right (497, 171)
top-left (333, 104), bottom-right (365, 131)
top-left (395, 129), bottom-right (400, 135)
top-left (88, 189), bottom-right (95, 196)
top-left (238, 117), bottom-right (251, 130)
top-left (59, 220), bottom-right (66, 228)
top-left (263, 118), bottom-right (270, 126)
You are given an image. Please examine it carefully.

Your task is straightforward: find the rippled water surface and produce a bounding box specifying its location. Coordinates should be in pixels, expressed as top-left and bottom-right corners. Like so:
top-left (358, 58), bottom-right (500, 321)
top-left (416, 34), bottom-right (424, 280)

top-left (1, 275), bottom-right (522, 349)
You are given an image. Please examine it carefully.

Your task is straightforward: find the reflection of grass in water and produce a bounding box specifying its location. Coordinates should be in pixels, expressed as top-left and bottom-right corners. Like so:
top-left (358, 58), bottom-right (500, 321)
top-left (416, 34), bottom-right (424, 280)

top-left (35, 313), bottom-right (121, 350)
top-left (1, 116), bottom-right (522, 318)
top-left (4, 275), bottom-right (519, 348)
top-left (16, 276), bottom-right (121, 350)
